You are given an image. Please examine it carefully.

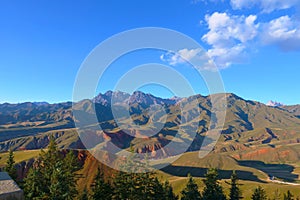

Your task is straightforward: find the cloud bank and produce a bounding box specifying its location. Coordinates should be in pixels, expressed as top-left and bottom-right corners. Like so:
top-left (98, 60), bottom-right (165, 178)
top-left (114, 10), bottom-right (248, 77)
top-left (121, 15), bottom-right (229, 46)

top-left (202, 12), bottom-right (259, 68)
top-left (194, 0), bottom-right (300, 69)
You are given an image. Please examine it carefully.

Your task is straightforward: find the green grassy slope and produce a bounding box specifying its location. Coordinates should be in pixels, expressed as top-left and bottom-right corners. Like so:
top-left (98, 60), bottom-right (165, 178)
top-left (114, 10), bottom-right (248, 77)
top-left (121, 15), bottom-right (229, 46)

top-left (0, 149), bottom-right (40, 166)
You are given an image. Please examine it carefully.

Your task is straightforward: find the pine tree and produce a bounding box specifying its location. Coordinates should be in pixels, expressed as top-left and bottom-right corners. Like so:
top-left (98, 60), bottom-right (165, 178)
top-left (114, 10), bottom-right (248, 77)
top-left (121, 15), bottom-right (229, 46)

top-left (113, 170), bottom-right (132, 200)
top-left (62, 150), bottom-right (80, 199)
top-left (5, 149), bottom-right (17, 180)
top-left (23, 136), bottom-right (79, 199)
top-left (40, 136), bottom-right (61, 168)
top-left (113, 146), bottom-right (153, 199)
top-left (163, 180), bottom-right (178, 200)
top-left (90, 167), bottom-right (113, 200)
top-left (49, 161), bottom-right (70, 200)
top-left (202, 168), bottom-right (226, 200)
top-left (284, 190), bottom-right (294, 200)
top-left (78, 187), bottom-right (89, 200)
top-left (113, 171), bottom-right (151, 200)
top-left (49, 159), bottom-right (78, 199)
top-left (150, 176), bottom-right (165, 200)
top-left (23, 160), bottom-right (44, 200)
top-left (251, 186), bottom-right (267, 200)
top-left (181, 174), bottom-right (201, 200)
top-left (39, 135), bottom-right (61, 196)
top-left (113, 148), bottom-right (168, 200)
top-left (229, 171), bottom-right (242, 200)
top-left (273, 189), bottom-right (281, 200)
top-left (64, 150), bottom-right (80, 172)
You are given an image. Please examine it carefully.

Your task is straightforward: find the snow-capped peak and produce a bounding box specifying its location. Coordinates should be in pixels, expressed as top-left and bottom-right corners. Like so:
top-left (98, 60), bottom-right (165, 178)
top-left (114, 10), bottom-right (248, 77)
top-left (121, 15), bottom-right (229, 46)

top-left (266, 100), bottom-right (284, 107)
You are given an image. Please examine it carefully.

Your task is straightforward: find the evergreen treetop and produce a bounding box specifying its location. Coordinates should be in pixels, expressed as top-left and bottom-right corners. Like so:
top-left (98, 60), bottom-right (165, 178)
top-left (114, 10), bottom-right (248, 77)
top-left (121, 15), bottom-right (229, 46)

top-left (202, 168), bottom-right (226, 200)
top-left (5, 149), bottom-right (17, 180)
top-left (229, 171), bottom-right (242, 200)
top-left (181, 174), bottom-right (201, 200)
top-left (251, 186), bottom-right (267, 200)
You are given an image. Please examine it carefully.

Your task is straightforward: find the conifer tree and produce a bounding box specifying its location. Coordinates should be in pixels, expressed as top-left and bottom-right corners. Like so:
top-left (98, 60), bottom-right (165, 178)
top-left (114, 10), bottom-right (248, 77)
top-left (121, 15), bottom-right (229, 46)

top-left (78, 187), bottom-right (89, 200)
top-left (64, 150), bottom-right (80, 172)
top-left (150, 176), bottom-right (165, 200)
top-left (113, 170), bottom-right (132, 200)
top-left (39, 135), bottom-right (61, 196)
top-left (284, 190), bottom-right (294, 200)
top-left (62, 150), bottom-right (80, 199)
top-left (251, 186), bottom-right (267, 200)
top-left (113, 148), bottom-right (166, 200)
top-left (23, 136), bottom-right (79, 199)
top-left (202, 168), bottom-right (226, 200)
top-left (49, 161), bottom-right (72, 200)
top-left (229, 171), bottom-right (242, 200)
top-left (5, 149), bottom-right (17, 180)
top-left (90, 167), bottom-right (113, 200)
top-left (273, 189), bottom-right (281, 200)
top-left (23, 160), bottom-right (44, 200)
top-left (49, 159), bottom-right (78, 199)
top-left (113, 171), bottom-right (155, 199)
top-left (181, 174), bottom-right (201, 200)
top-left (112, 149), bottom-right (137, 200)
top-left (40, 136), bottom-right (61, 168)
top-left (163, 180), bottom-right (178, 200)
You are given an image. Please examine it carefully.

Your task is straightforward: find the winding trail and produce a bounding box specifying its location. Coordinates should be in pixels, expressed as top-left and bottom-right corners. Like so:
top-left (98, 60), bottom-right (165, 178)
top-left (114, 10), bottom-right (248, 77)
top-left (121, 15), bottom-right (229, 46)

top-left (267, 177), bottom-right (300, 186)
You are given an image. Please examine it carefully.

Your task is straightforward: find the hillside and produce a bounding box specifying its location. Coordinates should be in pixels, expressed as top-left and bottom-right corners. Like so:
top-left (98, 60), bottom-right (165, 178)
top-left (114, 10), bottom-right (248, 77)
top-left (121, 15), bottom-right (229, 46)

top-left (282, 105), bottom-right (300, 117)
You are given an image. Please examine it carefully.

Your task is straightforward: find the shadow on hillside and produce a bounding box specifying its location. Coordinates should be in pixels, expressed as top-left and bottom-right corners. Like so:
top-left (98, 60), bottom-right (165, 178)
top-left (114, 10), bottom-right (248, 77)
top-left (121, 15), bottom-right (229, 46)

top-left (0, 121), bottom-right (75, 143)
top-left (238, 160), bottom-right (298, 182)
top-left (158, 165), bottom-right (266, 183)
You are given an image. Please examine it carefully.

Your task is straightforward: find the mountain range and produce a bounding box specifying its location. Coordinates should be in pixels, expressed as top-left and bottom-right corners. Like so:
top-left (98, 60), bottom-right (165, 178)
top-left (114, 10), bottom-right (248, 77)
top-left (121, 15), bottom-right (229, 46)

top-left (0, 91), bottom-right (300, 162)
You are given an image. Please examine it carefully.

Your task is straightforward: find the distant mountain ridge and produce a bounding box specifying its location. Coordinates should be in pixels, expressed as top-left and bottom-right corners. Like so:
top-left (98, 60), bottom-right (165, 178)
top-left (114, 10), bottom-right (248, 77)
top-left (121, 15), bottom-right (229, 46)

top-left (1, 91), bottom-right (300, 159)
top-left (93, 90), bottom-right (181, 106)
top-left (0, 101), bottom-right (73, 125)
top-left (281, 104), bottom-right (300, 117)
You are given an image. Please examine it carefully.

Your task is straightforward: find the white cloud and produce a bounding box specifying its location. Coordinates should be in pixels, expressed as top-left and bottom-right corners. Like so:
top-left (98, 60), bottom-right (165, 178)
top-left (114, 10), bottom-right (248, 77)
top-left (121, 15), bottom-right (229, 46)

top-left (203, 12), bottom-right (258, 46)
top-left (160, 52), bottom-right (182, 66)
top-left (202, 12), bottom-right (259, 68)
top-left (196, 1), bottom-right (300, 68)
top-left (201, 13), bottom-right (300, 67)
top-left (230, 0), bottom-right (299, 13)
top-left (262, 15), bottom-right (300, 51)
top-left (160, 48), bottom-right (204, 65)
top-left (178, 48), bottom-right (203, 62)
top-left (267, 16), bottom-right (297, 39)
top-left (207, 45), bottom-right (247, 68)
top-left (160, 48), bottom-right (218, 70)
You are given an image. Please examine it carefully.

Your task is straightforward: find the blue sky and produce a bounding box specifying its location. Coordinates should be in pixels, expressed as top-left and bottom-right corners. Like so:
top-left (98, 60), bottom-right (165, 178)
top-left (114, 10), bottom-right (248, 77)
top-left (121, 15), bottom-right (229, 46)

top-left (0, 0), bottom-right (300, 105)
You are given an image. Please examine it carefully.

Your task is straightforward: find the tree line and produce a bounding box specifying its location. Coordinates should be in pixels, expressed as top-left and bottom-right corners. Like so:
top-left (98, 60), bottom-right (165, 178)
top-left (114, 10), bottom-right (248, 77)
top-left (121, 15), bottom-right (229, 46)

top-left (2, 138), bottom-right (299, 200)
